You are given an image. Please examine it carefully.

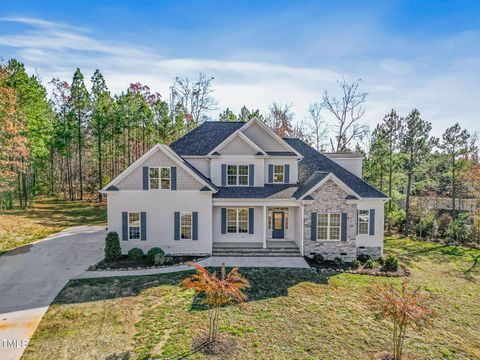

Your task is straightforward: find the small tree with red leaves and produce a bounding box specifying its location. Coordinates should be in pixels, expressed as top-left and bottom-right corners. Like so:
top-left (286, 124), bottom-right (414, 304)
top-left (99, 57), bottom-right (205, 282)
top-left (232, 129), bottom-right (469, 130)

top-left (183, 263), bottom-right (250, 343)
top-left (369, 280), bottom-right (436, 360)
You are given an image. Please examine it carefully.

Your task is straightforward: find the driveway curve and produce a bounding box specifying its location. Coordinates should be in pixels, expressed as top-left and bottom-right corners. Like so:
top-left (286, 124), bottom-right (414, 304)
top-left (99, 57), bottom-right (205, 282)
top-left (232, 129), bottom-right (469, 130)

top-left (0, 226), bottom-right (106, 360)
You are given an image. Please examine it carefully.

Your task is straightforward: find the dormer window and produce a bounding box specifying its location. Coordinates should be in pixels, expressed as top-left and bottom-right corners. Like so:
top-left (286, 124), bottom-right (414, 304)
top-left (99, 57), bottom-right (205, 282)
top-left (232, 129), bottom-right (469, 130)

top-left (227, 165), bottom-right (249, 186)
top-left (149, 167), bottom-right (171, 189)
top-left (273, 165), bottom-right (284, 183)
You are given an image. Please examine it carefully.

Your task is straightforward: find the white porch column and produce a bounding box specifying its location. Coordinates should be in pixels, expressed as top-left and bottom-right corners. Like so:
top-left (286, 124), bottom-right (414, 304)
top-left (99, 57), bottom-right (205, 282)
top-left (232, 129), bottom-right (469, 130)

top-left (263, 205), bottom-right (267, 249)
top-left (300, 204), bottom-right (304, 256)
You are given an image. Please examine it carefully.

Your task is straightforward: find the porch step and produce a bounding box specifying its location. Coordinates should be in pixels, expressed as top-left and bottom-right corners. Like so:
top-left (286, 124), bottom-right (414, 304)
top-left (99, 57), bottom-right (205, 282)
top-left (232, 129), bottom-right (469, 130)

top-left (212, 247), bottom-right (301, 257)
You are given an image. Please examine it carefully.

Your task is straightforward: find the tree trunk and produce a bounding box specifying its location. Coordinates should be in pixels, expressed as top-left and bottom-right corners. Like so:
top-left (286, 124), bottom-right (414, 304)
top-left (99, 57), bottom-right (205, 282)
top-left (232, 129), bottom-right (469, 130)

top-left (452, 155), bottom-right (456, 220)
top-left (98, 133), bottom-right (103, 202)
top-left (78, 114), bottom-right (83, 200)
top-left (388, 150), bottom-right (393, 234)
top-left (22, 172), bottom-right (28, 208)
top-left (17, 172), bottom-right (23, 208)
top-left (405, 172), bottom-right (412, 236)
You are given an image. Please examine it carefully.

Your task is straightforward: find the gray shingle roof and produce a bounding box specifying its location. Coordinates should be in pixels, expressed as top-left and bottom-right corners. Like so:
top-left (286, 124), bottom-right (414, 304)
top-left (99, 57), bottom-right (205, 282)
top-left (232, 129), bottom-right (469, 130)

top-left (293, 171), bottom-right (329, 199)
top-left (170, 121), bottom-right (244, 156)
top-left (284, 138), bottom-right (388, 199)
top-left (213, 184), bottom-right (297, 199)
top-left (182, 159), bottom-right (218, 191)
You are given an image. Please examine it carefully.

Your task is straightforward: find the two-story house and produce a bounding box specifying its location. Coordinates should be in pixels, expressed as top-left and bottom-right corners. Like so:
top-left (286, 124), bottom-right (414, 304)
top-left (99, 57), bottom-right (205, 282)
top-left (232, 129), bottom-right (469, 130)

top-left (101, 118), bottom-right (388, 261)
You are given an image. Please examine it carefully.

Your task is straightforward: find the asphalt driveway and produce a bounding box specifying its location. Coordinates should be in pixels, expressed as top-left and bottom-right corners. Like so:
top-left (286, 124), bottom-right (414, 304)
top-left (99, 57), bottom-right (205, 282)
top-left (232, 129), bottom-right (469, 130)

top-left (0, 226), bottom-right (106, 360)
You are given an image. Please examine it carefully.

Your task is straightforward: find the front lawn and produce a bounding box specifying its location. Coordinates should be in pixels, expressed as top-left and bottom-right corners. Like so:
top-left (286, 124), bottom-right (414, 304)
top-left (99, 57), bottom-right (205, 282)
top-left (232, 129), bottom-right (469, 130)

top-left (22, 237), bottom-right (480, 360)
top-left (0, 197), bottom-right (106, 253)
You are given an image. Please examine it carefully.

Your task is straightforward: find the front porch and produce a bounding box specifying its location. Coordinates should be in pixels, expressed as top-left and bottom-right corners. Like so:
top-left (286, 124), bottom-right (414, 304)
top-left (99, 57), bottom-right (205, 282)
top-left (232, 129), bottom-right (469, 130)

top-left (212, 201), bottom-right (305, 256)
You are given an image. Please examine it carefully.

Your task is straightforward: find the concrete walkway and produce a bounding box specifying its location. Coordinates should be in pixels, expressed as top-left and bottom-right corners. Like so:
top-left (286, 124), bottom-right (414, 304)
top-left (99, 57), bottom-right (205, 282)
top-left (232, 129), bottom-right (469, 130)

top-left (0, 226), bottom-right (106, 360)
top-left (75, 256), bottom-right (310, 279)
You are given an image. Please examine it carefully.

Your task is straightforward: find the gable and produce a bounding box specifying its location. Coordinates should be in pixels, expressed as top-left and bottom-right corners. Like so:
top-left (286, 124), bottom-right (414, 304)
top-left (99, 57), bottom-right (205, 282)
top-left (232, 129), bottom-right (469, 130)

top-left (115, 147), bottom-right (204, 191)
top-left (242, 121), bottom-right (291, 152)
top-left (218, 134), bottom-right (259, 155)
top-left (309, 179), bottom-right (349, 203)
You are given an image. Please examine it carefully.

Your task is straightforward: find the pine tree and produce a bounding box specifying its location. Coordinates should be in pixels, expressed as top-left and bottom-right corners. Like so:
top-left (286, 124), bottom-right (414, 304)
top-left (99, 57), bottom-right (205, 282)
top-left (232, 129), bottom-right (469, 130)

top-left (439, 123), bottom-right (470, 220)
top-left (90, 70), bottom-right (112, 201)
top-left (70, 68), bottom-right (89, 200)
top-left (400, 109), bottom-right (436, 235)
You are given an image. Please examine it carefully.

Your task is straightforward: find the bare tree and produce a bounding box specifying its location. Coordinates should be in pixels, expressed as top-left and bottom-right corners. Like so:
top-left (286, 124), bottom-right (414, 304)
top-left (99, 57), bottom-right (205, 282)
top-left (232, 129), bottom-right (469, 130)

top-left (169, 73), bottom-right (217, 129)
top-left (322, 78), bottom-right (368, 151)
top-left (266, 102), bottom-right (294, 138)
top-left (307, 103), bottom-right (328, 151)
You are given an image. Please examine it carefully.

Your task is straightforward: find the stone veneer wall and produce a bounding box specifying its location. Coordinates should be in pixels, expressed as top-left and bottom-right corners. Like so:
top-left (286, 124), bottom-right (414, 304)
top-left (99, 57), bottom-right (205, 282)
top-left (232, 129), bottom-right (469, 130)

top-left (304, 179), bottom-right (357, 262)
top-left (356, 246), bottom-right (382, 258)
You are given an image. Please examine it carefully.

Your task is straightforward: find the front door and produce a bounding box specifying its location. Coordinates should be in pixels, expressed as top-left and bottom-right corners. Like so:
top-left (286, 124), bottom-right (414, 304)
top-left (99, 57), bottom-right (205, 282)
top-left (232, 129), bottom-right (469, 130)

top-left (272, 212), bottom-right (285, 239)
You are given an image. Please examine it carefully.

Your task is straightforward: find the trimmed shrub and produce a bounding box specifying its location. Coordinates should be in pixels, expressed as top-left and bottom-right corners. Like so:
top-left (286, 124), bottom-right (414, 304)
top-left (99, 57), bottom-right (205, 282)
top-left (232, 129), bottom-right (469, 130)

top-left (350, 260), bottom-right (361, 270)
top-left (147, 247), bottom-right (166, 265)
top-left (384, 255), bottom-right (399, 272)
top-left (357, 253), bottom-right (371, 264)
top-left (128, 248), bottom-right (144, 261)
top-left (377, 256), bottom-right (385, 266)
top-left (313, 254), bottom-right (325, 264)
top-left (104, 232), bottom-right (121, 261)
top-left (364, 259), bottom-right (378, 269)
top-left (334, 256), bottom-right (342, 265)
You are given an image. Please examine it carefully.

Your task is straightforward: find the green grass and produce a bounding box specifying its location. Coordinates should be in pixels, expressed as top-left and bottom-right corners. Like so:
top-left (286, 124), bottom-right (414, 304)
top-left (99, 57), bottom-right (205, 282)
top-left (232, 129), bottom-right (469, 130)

top-left (0, 197), bottom-right (106, 253)
top-left (22, 237), bottom-right (480, 360)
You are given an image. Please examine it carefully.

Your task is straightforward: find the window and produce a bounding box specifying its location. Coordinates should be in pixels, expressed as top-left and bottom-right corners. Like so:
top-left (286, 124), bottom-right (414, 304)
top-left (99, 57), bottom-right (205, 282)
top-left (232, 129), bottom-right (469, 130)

top-left (180, 212), bottom-right (192, 240)
top-left (227, 165), bottom-right (249, 186)
top-left (358, 210), bottom-right (369, 235)
top-left (128, 212), bottom-right (140, 240)
top-left (317, 213), bottom-right (341, 241)
top-left (227, 208), bottom-right (249, 233)
top-left (149, 167), bottom-right (170, 189)
top-left (273, 165), bottom-right (284, 183)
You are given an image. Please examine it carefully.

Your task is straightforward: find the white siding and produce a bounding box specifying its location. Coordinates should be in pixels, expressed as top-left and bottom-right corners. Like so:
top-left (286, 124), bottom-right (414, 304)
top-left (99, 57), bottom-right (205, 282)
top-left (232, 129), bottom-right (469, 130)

top-left (264, 158), bottom-right (298, 184)
top-left (107, 191), bottom-right (212, 255)
top-left (355, 199), bottom-right (385, 251)
top-left (242, 122), bottom-right (288, 152)
top-left (186, 158), bottom-right (210, 178)
top-left (328, 158), bottom-right (363, 178)
top-left (212, 206), bottom-right (263, 243)
top-left (210, 155), bottom-right (264, 187)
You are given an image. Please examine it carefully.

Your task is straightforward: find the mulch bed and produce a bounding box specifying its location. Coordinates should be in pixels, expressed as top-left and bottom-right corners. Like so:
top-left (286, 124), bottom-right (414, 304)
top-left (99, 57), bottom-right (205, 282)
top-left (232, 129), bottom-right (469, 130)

top-left (305, 257), bottom-right (410, 277)
top-left (88, 255), bottom-right (207, 271)
top-left (346, 265), bottom-right (410, 277)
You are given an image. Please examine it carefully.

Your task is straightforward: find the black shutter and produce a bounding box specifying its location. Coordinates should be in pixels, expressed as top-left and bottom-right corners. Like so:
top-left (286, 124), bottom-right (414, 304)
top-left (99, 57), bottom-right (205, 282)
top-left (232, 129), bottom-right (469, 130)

top-left (171, 167), bottom-right (177, 190)
top-left (140, 212), bottom-right (147, 241)
top-left (192, 212), bottom-right (198, 240)
top-left (248, 208), bottom-right (254, 234)
top-left (311, 212), bottom-right (317, 241)
top-left (221, 208), bottom-right (227, 234)
top-left (284, 164), bottom-right (290, 183)
top-left (249, 164), bottom-right (254, 187)
top-left (369, 209), bottom-right (375, 235)
top-left (122, 212), bottom-right (128, 241)
top-left (174, 212), bottom-right (180, 240)
top-left (341, 213), bottom-right (347, 241)
top-left (221, 164), bottom-right (227, 186)
top-left (143, 167), bottom-right (149, 190)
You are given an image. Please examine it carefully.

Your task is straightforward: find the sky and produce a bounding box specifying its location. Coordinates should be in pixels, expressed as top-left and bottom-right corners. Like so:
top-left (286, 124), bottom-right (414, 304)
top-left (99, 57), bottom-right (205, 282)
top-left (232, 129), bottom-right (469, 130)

top-left (1, 0), bottom-right (479, 139)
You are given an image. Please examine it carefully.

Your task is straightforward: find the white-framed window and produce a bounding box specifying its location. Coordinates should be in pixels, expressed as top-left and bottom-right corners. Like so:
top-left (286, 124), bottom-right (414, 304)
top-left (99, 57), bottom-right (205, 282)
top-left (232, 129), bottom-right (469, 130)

top-left (317, 213), bottom-right (341, 241)
top-left (128, 212), bottom-right (140, 240)
top-left (180, 211), bottom-right (192, 240)
top-left (227, 165), bottom-right (249, 186)
top-left (149, 167), bottom-right (170, 189)
top-left (358, 210), bottom-right (370, 235)
top-left (227, 208), bottom-right (249, 233)
top-left (273, 165), bottom-right (284, 183)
